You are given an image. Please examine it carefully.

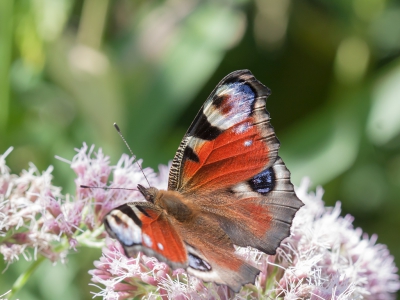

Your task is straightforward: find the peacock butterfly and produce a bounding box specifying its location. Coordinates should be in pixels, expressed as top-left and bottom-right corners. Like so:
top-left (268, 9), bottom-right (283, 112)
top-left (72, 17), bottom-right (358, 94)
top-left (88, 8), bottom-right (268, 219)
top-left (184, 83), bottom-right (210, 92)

top-left (104, 70), bottom-right (304, 292)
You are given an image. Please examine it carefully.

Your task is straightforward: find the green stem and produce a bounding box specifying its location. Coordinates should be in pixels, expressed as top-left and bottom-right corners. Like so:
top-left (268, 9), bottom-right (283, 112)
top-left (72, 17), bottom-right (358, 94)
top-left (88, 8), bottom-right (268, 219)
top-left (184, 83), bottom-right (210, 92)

top-left (8, 256), bottom-right (45, 299)
top-left (5, 227), bottom-right (105, 298)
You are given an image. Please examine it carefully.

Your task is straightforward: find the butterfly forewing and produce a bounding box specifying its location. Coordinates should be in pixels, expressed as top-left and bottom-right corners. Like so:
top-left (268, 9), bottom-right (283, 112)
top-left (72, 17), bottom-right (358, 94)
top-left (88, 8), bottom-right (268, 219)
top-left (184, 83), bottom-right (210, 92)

top-left (166, 69), bottom-right (302, 255)
top-left (104, 202), bottom-right (188, 269)
top-left (168, 70), bottom-right (280, 193)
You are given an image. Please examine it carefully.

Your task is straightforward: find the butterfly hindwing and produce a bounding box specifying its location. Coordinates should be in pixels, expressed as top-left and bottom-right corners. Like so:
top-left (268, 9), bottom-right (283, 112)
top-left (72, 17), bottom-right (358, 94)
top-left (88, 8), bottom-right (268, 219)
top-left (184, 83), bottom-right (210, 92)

top-left (197, 157), bottom-right (303, 254)
top-left (178, 214), bottom-right (260, 292)
top-left (169, 70), bottom-right (280, 193)
top-left (185, 244), bottom-right (259, 293)
top-left (104, 202), bottom-right (188, 269)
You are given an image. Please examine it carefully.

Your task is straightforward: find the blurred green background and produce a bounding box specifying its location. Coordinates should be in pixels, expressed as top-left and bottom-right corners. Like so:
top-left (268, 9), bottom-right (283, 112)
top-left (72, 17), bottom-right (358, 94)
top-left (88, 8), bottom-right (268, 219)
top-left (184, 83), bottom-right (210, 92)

top-left (1, 0), bottom-right (400, 299)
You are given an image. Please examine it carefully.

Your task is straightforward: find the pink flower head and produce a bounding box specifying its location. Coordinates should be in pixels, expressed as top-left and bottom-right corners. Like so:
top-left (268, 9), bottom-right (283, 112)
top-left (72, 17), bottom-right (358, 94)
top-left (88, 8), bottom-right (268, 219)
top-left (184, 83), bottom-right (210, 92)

top-left (1, 145), bottom-right (398, 299)
top-left (0, 148), bottom-right (67, 263)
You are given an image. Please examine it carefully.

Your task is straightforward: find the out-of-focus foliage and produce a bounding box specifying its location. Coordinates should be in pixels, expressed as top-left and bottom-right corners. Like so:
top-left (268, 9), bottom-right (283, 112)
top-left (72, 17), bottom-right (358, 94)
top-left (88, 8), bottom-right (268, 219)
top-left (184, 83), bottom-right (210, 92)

top-left (0, 0), bottom-right (399, 299)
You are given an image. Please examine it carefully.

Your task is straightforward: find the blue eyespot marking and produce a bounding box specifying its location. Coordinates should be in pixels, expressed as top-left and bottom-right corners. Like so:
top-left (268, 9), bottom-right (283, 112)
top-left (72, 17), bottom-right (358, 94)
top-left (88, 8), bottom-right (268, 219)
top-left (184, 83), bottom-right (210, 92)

top-left (248, 167), bottom-right (275, 195)
top-left (188, 253), bottom-right (212, 271)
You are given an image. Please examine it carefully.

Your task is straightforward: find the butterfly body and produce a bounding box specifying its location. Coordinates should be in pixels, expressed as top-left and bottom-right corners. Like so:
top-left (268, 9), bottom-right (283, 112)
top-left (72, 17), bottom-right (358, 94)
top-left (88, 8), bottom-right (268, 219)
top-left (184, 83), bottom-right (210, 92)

top-left (146, 187), bottom-right (199, 223)
top-left (104, 70), bottom-right (304, 292)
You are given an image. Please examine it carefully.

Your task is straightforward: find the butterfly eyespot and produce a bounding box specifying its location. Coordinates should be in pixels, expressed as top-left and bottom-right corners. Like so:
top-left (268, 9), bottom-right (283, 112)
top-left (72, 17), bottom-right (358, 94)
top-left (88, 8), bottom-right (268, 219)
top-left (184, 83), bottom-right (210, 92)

top-left (188, 253), bottom-right (212, 271)
top-left (212, 94), bottom-right (226, 108)
top-left (248, 167), bottom-right (275, 195)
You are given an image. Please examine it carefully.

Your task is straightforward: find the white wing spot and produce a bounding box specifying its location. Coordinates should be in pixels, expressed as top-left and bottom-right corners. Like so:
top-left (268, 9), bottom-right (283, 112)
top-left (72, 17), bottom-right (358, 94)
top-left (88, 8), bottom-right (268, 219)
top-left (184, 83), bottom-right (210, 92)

top-left (231, 182), bottom-right (254, 195)
top-left (244, 140), bottom-right (253, 147)
top-left (143, 233), bottom-right (153, 247)
top-left (233, 122), bottom-right (251, 134)
top-left (157, 242), bottom-right (164, 251)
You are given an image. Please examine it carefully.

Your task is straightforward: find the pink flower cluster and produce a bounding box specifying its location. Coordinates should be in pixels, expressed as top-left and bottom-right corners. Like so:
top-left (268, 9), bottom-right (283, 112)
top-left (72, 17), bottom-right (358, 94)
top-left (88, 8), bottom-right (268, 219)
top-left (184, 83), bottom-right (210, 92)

top-left (273, 179), bottom-right (400, 299)
top-left (1, 144), bottom-right (399, 299)
top-left (0, 143), bottom-right (160, 265)
top-left (90, 238), bottom-right (241, 300)
top-left (0, 146), bottom-right (69, 263)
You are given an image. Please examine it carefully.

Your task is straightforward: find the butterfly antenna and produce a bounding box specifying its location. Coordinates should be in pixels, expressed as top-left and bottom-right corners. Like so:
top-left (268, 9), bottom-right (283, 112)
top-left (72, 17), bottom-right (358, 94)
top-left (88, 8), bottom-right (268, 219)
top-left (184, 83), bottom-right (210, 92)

top-left (80, 185), bottom-right (138, 191)
top-left (113, 123), bottom-right (151, 187)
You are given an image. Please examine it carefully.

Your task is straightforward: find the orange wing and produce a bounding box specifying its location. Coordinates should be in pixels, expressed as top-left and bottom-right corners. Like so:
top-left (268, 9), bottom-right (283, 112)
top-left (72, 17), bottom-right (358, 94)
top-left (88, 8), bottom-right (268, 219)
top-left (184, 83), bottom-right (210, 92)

top-left (168, 69), bottom-right (279, 193)
top-left (198, 157), bottom-right (304, 255)
top-left (104, 202), bottom-right (188, 269)
top-left (167, 70), bottom-right (303, 255)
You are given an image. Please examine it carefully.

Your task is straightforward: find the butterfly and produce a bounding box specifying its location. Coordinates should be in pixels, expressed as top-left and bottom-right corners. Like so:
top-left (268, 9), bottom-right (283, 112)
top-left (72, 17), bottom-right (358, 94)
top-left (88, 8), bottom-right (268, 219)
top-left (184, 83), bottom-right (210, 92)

top-left (104, 70), bottom-right (304, 292)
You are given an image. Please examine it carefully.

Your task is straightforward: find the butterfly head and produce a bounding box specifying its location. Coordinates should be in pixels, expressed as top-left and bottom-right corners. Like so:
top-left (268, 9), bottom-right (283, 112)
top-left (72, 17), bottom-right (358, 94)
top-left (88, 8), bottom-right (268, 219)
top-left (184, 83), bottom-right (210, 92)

top-left (137, 184), bottom-right (159, 203)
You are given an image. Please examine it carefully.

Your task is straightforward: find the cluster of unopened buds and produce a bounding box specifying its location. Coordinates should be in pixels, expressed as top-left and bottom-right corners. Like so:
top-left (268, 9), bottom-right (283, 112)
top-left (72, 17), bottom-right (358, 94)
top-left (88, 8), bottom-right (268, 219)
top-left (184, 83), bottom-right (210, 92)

top-left (1, 144), bottom-right (399, 299)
